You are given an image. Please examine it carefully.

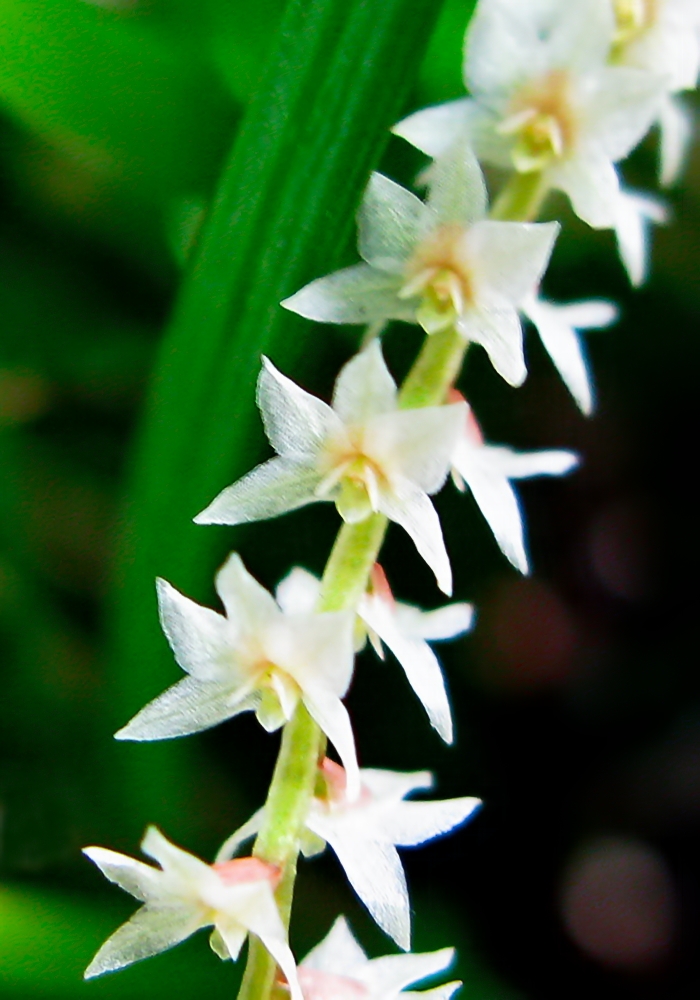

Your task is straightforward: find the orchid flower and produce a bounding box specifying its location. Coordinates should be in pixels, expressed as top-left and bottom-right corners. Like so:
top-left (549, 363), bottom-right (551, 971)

top-left (451, 398), bottom-right (579, 573)
top-left (195, 342), bottom-right (466, 595)
top-left (522, 292), bottom-right (619, 414)
top-left (609, 0), bottom-right (700, 184)
top-left (293, 916), bottom-right (461, 1000)
top-left (282, 142), bottom-right (558, 388)
top-left (83, 826), bottom-right (302, 1000)
top-left (394, 0), bottom-right (664, 231)
top-left (275, 564), bottom-right (474, 745)
top-left (217, 760), bottom-right (481, 951)
top-left (115, 552), bottom-right (361, 799)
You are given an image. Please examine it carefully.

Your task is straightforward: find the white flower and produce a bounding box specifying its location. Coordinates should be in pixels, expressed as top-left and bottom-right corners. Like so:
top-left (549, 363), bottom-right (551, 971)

top-left (394, 0), bottom-right (665, 229)
top-left (282, 142), bottom-right (558, 388)
top-left (195, 343), bottom-right (466, 595)
top-left (275, 565), bottom-right (474, 746)
top-left (613, 186), bottom-right (667, 285)
top-left (83, 826), bottom-right (302, 999)
top-left (522, 292), bottom-right (619, 414)
top-left (115, 552), bottom-right (361, 799)
top-left (217, 760), bottom-right (481, 951)
top-left (451, 399), bottom-right (579, 573)
top-left (294, 916), bottom-right (461, 1000)
top-left (608, 0), bottom-right (700, 182)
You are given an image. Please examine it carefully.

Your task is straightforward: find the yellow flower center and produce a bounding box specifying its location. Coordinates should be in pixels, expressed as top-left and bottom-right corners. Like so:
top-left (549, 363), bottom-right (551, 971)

top-left (400, 224), bottom-right (474, 334)
top-left (499, 70), bottom-right (577, 173)
top-left (613, 0), bottom-right (658, 46)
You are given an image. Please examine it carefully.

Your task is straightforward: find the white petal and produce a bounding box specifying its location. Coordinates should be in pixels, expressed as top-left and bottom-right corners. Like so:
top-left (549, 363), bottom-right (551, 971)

top-left (359, 599), bottom-right (453, 743)
top-left (303, 689), bottom-right (360, 802)
top-left (395, 602), bottom-right (475, 641)
top-left (215, 809), bottom-right (266, 863)
top-left (276, 611), bottom-right (356, 699)
top-left (379, 797), bottom-right (482, 847)
top-left (358, 173), bottom-right (429, 272)
top-left (84, 905), bottom-right (203, 978)
top-left (468, 221), bottom-right (559, 303)
top-left (403, 981), bottom-right (462, 1000)
top-left (487, 446), bottom-right (579, 480)
top-left (281, 264), bottom-right (411, 325)
top-left (369, 402), bottom-right (465, 494)
top-left (392, 99), bottom-right (471, 158)
top-left (658, 94), bottom-right (693, 186)
top-left (155, 578), bottom-right (230, 682)
top-left (366, 947), bottom-right (455, 996)
top-left (584, 67), bottom-right (665, 162)
top-left (459, 296), bottom-right (526, 388)
top-left (257, 358), bottom-right (341, 458)
top-left (301, 916), bottom-right (368, 976)
top-left (614, 188), bottom-right (667, 287)
top-left (331, 341), bottom-right (397, 425)
top-left (453, 445), bottom-right (529, 574)
top-left (215, 552), bottom-right (279, 634)
top-left (194, 458), bottom-right (322, 526)
top-left (553, 153), bottom-right (620, 229)
top-left (140, 826), bottom-right (211, 884)
top-left (274, 567), bottom-right (321, 616)
top-left (114, 676), bottom-right (256, 741)
top-left (320, 829), bottom-right (411, 950)
top-left (378, 481), bottom-right (452, 595)
top-left (425, 139), bottom-right (487, 226)
top-left (83, 847), bottom-right (161, 904)
top-left (358, 767), bottom-right (434, 803)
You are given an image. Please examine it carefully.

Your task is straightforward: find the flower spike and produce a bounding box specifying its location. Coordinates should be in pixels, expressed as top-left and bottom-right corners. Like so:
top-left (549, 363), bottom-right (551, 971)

top-left (196, 343), bottom-right (466, 594)
top-left (83, 827), bottom-right (303, 1000)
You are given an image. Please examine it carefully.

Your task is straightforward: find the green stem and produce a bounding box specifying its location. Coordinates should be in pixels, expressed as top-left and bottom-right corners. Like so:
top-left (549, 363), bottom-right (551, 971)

top-left (399, 326), bottom-right (467, 409)
top-left (490, 170), bottom-right (549, 222)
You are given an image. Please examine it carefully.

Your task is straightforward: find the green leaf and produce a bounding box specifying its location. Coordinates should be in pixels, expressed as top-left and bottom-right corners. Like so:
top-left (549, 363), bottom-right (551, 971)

top-left (109, 0), bottom-right (446, 835)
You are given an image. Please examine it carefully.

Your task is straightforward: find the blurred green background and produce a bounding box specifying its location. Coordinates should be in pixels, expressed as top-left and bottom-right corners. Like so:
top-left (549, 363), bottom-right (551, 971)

top-left (1, 2), bottom-right (699, 998)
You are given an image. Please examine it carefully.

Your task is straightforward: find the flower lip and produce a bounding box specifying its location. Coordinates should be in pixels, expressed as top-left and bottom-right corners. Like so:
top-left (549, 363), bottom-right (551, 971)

top-left (613, 0), bottom-right (657, 46)
top-left (500, 69), bottom-right (579, 172)
top-left (399, 224), bottom-right (474, 333)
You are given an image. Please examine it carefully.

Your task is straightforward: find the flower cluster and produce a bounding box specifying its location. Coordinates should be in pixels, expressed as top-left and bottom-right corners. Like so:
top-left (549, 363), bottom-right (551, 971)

top-left (84, 3), bottom-right (697, 999)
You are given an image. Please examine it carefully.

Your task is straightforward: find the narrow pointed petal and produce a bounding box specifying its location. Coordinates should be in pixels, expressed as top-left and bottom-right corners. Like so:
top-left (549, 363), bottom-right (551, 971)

top-left (215, 810), bottom-right (266, 863)
top-left (392, 99), bottom-right (471, 158)
top-left (156, 579), bottom-right (230, 681)
top-left (358, 174), bottom-right (429, 272)
top-left (320, 830), bottom-right (411, 950)
top-left (281, 264), bottom-right (412, 325)
top-left (114, 676), bottom-right (256, 741)
top-left (331, 341), bottom-right (397, 425)
top-left (275, 567), bottom-right (321, 616)
top-left (553, 154), bottom-right (620, 229)
top-left (302, 916), bottom-right (368, 975)
top-left (658, 95), bottom-right (693, 187)
top-left (468, 221), bottom-right (558, 303)
top-left (281, 612), bottom-right (356, 699)
top-left (460, 297), bottom-right (527, 388)
top-left (359, 600), bottom-right (453, 743)
top-left (403, 981), bottom-right (462, 1000)
top-left (367, 947), bottom-right (455, 996)
top-left (83, 847), bottom-right (161, 903)
top-left (140, 826), bottom-right (211, 884)
top-left (454, 447), bottom-right (528, 574)
top-left (84, 906), bottom-right (203, 978)
top-left (614, 189), bottom-right (667, 287)
top-left (257, 358), bottom-right (341, 458)
top-left (358, 768), bottom-right (434, 802)
top-left (215, 552), bottom-right (279, 633)
top-left (370, 403), bottom-right (465, 495)
top-left (380, 797), bottom-right (482, 847)
top-left (378, 482), bottom-right (452, 595)
top-left (194, 458), bottom-right (322, 526)
top-left (303, 689), bottom-right (360, 802)
top-left (585, 67), bottom-right (665, 162)
top-left (395, 602), bottom-right (474, 642)
top-left (488, 446), bottom-right (579, 480)
top-left (426, 139), bottom-right (487, 226)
